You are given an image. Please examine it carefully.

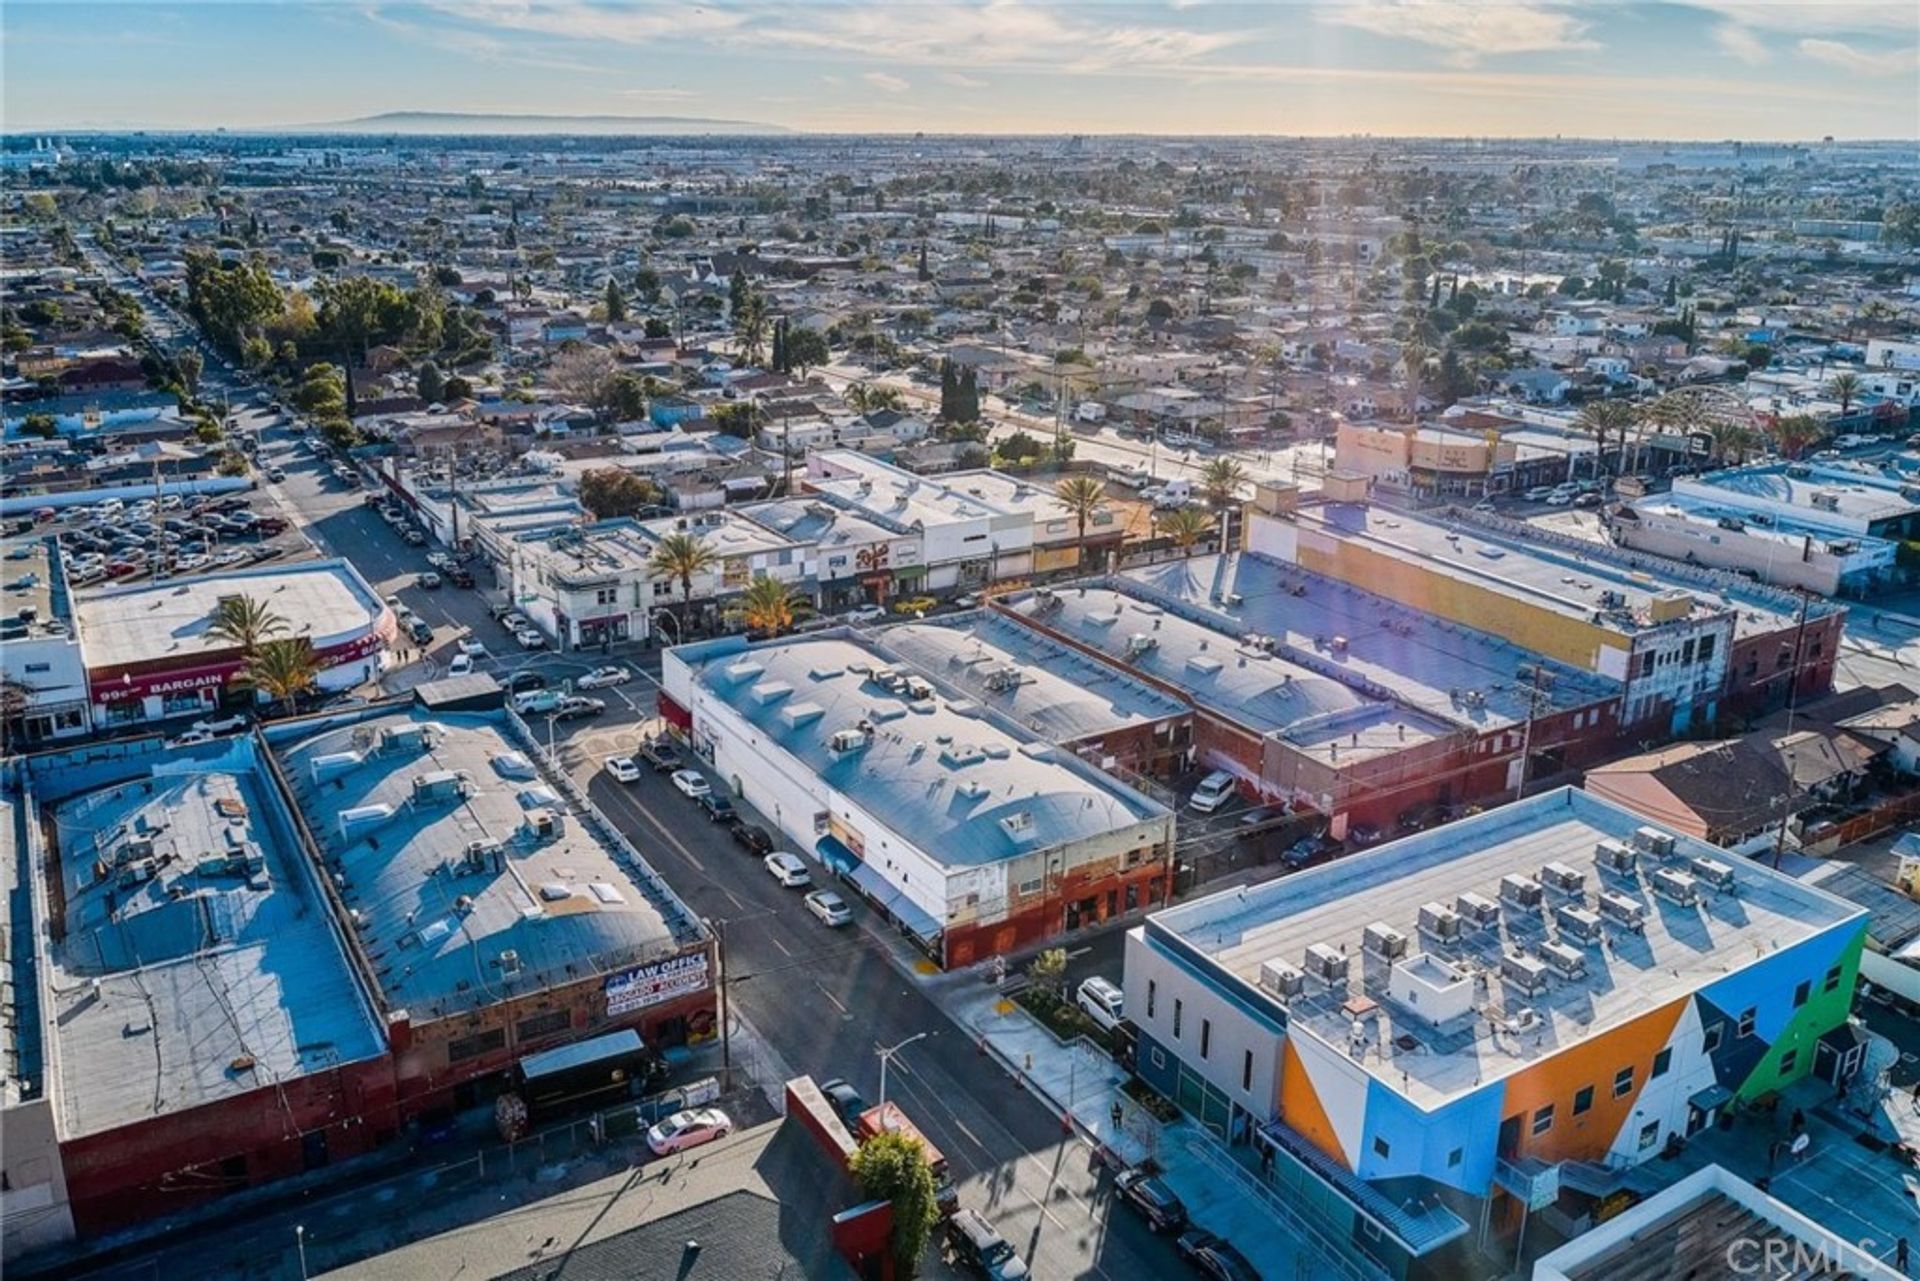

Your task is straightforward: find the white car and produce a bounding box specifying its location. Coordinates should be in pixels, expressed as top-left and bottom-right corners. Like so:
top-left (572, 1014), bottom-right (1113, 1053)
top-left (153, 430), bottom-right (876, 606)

top-left (166, 729), bottom-right (215, 747)
top-left (458, 639), bottom-right (490, 660)
top-left (577, 665), bottom-right (632, 689)
top-left (447, 653), bottom-right (474, 676)
top-left (175, 553), bottom-right (210, 571)
top-left (670, 770), bottom-right (711, 800)
top-left (514, 629), bottom-right (547, 650)
top-left (805, 888), bottom-right (851, 926)
top-left (214, 548), bottom-right (249, 566)
top-left (605, 756), bottom-right (642, 783)
top-left (1544, 491), bottom-right (1575, 507)
top-left (192, 714), bottom-right (249, 736)
top-left (1076, 976), bottom-right (1125, 1033)
top-left (1523, 486), bottom-right (1556, 502)
top-left (844, 605), bottom-right (886, 623)
top-left (765, 852), bottom-right (812, 888)
top-left (645, 1107), bottom-right (732, 1156)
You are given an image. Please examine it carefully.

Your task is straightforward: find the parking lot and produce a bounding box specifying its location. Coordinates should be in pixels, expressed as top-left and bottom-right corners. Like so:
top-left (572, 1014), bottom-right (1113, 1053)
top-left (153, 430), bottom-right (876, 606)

top-left (27, 485), bottom-right (314, 590)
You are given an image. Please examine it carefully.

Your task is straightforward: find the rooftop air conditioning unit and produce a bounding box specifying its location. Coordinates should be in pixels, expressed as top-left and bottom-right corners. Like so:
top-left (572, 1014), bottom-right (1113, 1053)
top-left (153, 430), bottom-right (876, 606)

top-left (1304, 942), bottom-right (1351, 985)
top-left (498, 949), bottom-right (522, 975)
top-left (1598, 890), bottom-right (1647, 932)
top-left (1363, 922), bottom-right (1410, 961)
top-left (1126, 633), bottom-right (1159, 657)
top-left (1688, 856), bottom-right (1736, 894)
top-left (523, 808), bottom-right (560, 842)
top-left (381, 723), bottom-right (433, 754)
top-left (411, 770), bottom-right (469, 805)
top-left (1418, 902), bottom-right (1463, 942)
top-left (1556, 905), bottom-right (1604, 944)
top-left (1500, 874), bottom-right (1544, 911)
top-left (903, 676), bottom-right (934, 701)
top-left (1456, 892), bottom-right (1501, 930)
top-left (1595, 839), bottom-right (1637, 875)
top-left (1540, 862), bottom-right (1586, 896)
top-left (828, 728), bottom-right (871, 754)
top-left (1260, 959), bottom-right (1306, 1000)
top-left (1501, 952), bottom-right (1551, 996)
top-left (1632, 826), bottom-right (1675, 858)
top-left (1651, 867), bottom-right (1700, 907)
top-left (1538, 940), bottom-right (1588, 980)
top-left (462, 840), bottom-right (502, 874)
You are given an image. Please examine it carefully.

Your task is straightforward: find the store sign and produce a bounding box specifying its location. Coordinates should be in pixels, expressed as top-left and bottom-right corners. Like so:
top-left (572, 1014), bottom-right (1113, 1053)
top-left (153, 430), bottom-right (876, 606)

top-left (605, 952), bottom-right (710, 1017)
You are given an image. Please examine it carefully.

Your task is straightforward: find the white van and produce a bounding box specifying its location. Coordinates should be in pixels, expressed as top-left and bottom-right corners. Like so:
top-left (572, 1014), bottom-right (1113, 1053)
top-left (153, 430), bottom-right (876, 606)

top-left (1188, 770), bottom-right (1237, 813)
top-left (1075, 401), bottom-right (1107, 424)
top-left (1077, 976), bottom-right (1124, 1033)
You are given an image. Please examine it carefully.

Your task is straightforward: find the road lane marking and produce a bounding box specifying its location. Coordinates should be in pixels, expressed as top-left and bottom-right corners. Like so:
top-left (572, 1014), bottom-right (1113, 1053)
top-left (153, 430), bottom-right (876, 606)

top-left (813, 982), bottom-right (851, 1017)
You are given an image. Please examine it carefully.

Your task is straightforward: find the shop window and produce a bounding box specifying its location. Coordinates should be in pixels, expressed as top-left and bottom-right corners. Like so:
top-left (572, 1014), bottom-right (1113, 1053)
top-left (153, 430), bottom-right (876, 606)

top-left (517, 1010), bottom-right (569, 1042)
top-left (448, 1028), bottom-right (506, 1063)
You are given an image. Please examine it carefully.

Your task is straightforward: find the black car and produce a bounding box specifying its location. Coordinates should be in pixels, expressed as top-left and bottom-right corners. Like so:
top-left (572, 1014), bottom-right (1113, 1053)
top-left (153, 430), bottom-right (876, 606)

top-left (1281, 831), bottom-right (1340, 870)
top-left (729, 822), bottom-right (774, 856)
top-left (1177, 1230), bottom-right (1261, 1281)
top-left (817, 1077), bottom-right (868, 1129)
top-left (638, 737), bottom-right (683, 771)
top-left (407, 618), bottom-right (434, 646)
top-left (448, 567), bottom-right (474, 588)
top-left (697, 791), bottom-right (735, 823)
top-left (503, 669), bottom-right (547, 693)
top-left (1114, 1168), bottom-right (1188, 1234)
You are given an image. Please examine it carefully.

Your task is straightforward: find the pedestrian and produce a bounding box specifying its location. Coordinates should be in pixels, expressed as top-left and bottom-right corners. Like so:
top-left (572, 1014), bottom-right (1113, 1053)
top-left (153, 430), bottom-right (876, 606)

top-left (1767, 1139), bottom-right (1782, 1169)
top-left (1111, 1100), bottom-right (1124, 1131)
top-left (1260, 1144), bottom-right (1274, 1178)
top-left (1898, 1237), bottom-right (1910, 1274)
top-left (1790, 1107), bottom-right (1805, 1136)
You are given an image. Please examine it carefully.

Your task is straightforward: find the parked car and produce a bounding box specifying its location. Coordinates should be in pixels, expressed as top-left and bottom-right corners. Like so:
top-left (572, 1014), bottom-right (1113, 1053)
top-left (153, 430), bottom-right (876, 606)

top-left (670, 770), bottom-right (711, 800)
top-left (946, 1208), bottom-right (1031, 1280)
top-left (729, 822), bottom-right (774, 855)
top-left (447, 653), bottom-right (474, 676)
top-left (514, 628), bottom-right (547, 650)
top-left (511, 689), bottom-right (563, 716)
top-left (604, 756), bottom-right (642, 783)
top-left (458, 639), bottom-right (489, 660)
top-left (448, 566), bottom-right (474, 588)
top-left (843, 605), bottom-right (886, 623)
top-left (1523, 485), bottom-right (1556, 502)
top-left (1282, 830), bottom-right (1340, 870)
top-left (265, 466), bottom-right (285, 482)
top-left (818, 1078), bottom-right (868, 1128)
top-left (697, 791), bottom-right (735, 822)
top-left (639, 738), bottom-right (683, 772)
top-left (805, 889), bottom-right (853, 927)
top-left (408, 618), bottom-right (434, 646)
top-left (1573, 492), bottom-right (1604, 508)
top-left (1346, 823), bottom-right (1384, 847)
top-left (416, 571), bottom-right (442, 589)
top-left (764, 851), bottom-right (812, 888)
top-left (503, 669), bottom-right (547, 693)
top-left (576, 665), bottom-right (632, 689)
top-left (192, 714), bottom-right (249, 736)
top-left (554, 696), bottom-right (605, 721)
top-left (1177, 1229), bottom-right (1262, 1281)
top-left (1114, 1168), bottom-right (1189, 1233)
top-left (1076, 976), bottom-right (1125, 1033)
top-left (1187, 770), bottom-right (1238, 814)
top-left (644, 1107), bottom-right (733, 1156)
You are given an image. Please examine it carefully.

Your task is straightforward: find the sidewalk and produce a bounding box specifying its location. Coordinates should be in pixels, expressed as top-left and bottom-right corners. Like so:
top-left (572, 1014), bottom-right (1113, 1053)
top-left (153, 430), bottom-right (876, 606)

top-left (916, 958), bottom-right (1357, 1281)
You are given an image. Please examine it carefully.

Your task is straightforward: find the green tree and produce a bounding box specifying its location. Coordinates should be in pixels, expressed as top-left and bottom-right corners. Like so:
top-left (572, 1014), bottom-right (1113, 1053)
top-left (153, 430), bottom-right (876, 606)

top-left (1827, 371), bottom-right (1861, 416)
top-left (183, 249), bottom-right (284, 356)
top-left (735, 292), bottom-right (769, 367)
top-left (293, 363), bottom-right (347, 416)
top-left (1577, 400), bottom-right (1637, 478)
top-left (847, 381), bottom-right (905, 415)
top-left (175, 348), bottom-right (203, 394)
top-left (1027, 946), bottom-right (1068, 998)
top-left (634, 265), bottom-right (663, 302)
top-left (648, 531), bottom-right (717, 631)
top-left (604, 277), bottom-right (627, 323)
top-left (239, 637), bottom-right (319, 717)
top-left (1766, 413), bottom-right (1826, 460)
top-left (785, 326), bottom-right (830, 376)
top-left (1155, 504), bottom-right (1213, 555)
top-left (1053, 474), bottom-right (1109, 572)
top-left (1200, 457), bottom-right (1248, 509)
top-left (415, 360), bottom-right (446, 403)
top-left (578, 467), bottom-right (663, 520)
top-left (997, 430), bottom-right (1047, 464)
top-left (727, 574), bottom-right (813, 638)
top-left (313, 275), bottom-right (412, 366)
top-left (849, 1130), bottom-right (939, 1279)
top-left (206, 594), bottom-right (288, 655)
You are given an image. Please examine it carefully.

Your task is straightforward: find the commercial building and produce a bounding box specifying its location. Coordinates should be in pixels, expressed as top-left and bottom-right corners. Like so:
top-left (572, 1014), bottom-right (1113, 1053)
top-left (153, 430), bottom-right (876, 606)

top-left (1121, 788), bottom-right (1868, 1280)
top-left (1, 696), bottom-right (712, 1256)
top-left (663, 630), bottom-right (1174, 965)
top-left (996, 557), bottom-right (1623, 834)
top-left (0, 535), bottom-right (92, 746)
top-left (734, 497), bottom-right (921, 615)
top-left (1672, 462), bottom-right (1920, 543)
top-left (1611, 492), bottom-right (1896, 597)
top-left (1247, 493), bottom-right (1843, 732)
top-left (74, 558), bottom-right (395, 730)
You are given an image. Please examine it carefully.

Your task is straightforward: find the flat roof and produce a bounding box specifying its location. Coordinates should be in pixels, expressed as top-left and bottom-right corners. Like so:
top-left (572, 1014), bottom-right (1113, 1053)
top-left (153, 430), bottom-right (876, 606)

top-left (684, 631), bottom-right (1169, 868)
top-left (1005, 584), bottom-right (1456, 760)
top-left (74, 558), bottom-right (385, 669)
top-left (273, 708), bottom-right (705, 1020)
top-left (518, 512), bottom-right (797, 583)
top-left (1, 532), bottom-right (66, 629)
top-left (1120, 554), bottom-right (1621, 731)
top-left (880, 611), bottom-right (1190, 743)
top-left (38, 751), bottom-right (384, 1138)
top-left (734, 496), bottom-right (897, 550)
top-left (1693, 463), bottom-right (1920, 524)
top-left (1296, 504), bottom-right (1830, 640)
top-left (1150, 787), bottom-right (1865, 1109)
top-left (806, 450), bottom-right (1016, 532)
top-left (1623, 493), bottom-right (1897, 554)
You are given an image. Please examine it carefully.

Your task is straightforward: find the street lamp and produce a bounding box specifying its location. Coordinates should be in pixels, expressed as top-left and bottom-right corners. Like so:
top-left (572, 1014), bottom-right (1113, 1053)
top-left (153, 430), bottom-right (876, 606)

top-left (876, 1031), bottom-right (930, 1110)
top-left (295, 1225), bottom-right (308, 1281)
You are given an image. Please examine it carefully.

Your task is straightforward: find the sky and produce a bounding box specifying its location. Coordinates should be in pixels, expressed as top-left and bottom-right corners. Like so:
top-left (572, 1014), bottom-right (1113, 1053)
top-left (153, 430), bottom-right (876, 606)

top-left (4, 1), bottom-right (1918, 138)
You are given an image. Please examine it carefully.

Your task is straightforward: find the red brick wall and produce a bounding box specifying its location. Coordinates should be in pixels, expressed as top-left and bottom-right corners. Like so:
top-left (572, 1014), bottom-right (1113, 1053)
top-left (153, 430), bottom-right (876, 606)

top-left (943, 859), bottom-right (1172, 967)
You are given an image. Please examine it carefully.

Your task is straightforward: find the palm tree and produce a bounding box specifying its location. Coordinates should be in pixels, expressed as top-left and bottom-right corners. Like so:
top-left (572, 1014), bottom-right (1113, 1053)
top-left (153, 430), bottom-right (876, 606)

top-left (648, 530), bottom-right (717, 635)
top-left (239, 638), bottom-right (320, 718)
top-left (727, 574), bottom-right (813, 639)
top-left (1155, 505), bottom-right (1213, 557)
top-left (1400, 343), bottom-right (1431, 408)
top-left (1708, 419), bottom-right (1757, 466)
top-left (1053, 475), bottom-right (1109, 573)
top-left (206, 594), bottom-right (288, 656)
top-left (1199, 457), bottom-right (1249, 509)
top-left (847, 381), bottom-right (905, 415)
top-left (1576, 400), bottom-right (1636, 479)
top-left (1766, 413), bottom-right (1826, 461)
top-left (1827, 371), bottom-right (1861, 417)
top-left (735, 293), bottom-right (769, 367)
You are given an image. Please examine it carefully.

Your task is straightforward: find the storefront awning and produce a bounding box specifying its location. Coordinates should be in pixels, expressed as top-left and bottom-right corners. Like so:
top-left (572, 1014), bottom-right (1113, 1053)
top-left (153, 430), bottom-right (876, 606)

top-left (816, 835), bottom-right (859, 876)
top-left (827, 846), bottom-right (944, 944)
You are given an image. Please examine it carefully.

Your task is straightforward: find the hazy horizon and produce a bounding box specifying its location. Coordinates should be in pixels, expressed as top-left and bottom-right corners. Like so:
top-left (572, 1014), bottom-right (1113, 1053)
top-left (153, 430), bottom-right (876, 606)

top-left (5, 2), bottom-right (1918, 141)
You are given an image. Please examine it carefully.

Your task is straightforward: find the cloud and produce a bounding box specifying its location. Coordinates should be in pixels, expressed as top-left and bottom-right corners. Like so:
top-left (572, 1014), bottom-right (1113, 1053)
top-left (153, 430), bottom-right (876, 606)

top-left (1712, 23), bottom-right (1771, 65)
top-left (1317, 1), bottom-right (1597, 65)
top-left (616, 87), bottom-right (696, 100)
top-left (1680, 2), bottom-right (1920, 37)
top-left (1797, 37), bottom-right (1919, 75)
top-left (863, 71), bottom-right (911, 93)
top-left (361, 5), bottom-right (606, 74)
top-left (940, 72), bottom-right (991, 88)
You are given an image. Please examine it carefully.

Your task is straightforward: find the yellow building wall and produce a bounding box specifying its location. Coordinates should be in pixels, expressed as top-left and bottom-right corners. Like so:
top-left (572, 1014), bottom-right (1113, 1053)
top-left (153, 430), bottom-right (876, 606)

top-left (1296, 534), bottom-right (1625, 673)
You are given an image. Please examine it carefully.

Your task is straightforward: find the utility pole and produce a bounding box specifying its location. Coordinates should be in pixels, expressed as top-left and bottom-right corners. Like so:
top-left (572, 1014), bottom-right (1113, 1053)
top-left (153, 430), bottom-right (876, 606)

top-left (711, 915), bottom-right (731, 1088)
top-left (1772, 589), bottom-right (1813, 869)
top-left (1512, 661), bottom-right (1552, 803)
top-left (876, 1031), bottom-right (929, 1109)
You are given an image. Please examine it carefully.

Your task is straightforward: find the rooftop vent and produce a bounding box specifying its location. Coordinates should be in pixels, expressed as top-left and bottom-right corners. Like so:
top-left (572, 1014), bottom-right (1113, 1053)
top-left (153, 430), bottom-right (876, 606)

top-left (828, 727), bottom-right (871, 754)
top-left (1556, 905), bottom-right (1604, 944)
top-left (750, 679), bottom-right (794, 706)
top-left (522, 807), bottom-right (562, 843)
top-left (1540, 862), bottom-right (1586, 896)
top-left (1125, 633), bottom-right (1159, 658)
top-left (1260, 958), bottom-right (1306, 1000)
top-left (1598, 890), bottom-right (1647, 932)
top-left (1688, 856), bottom-right (1736, 894)
top-left (411, 770), bottom-right (472, 806)
top-left (1500, 952), bottom-right (1551, 996)
top-left (1632, 826), bottom-right (1675, 858)
top-left (1538, 940), bottom-right (1588, 980)
top-left (1304, 942), bottom-right (1350, 986)
top-left (1650, 867), bottom-right (1700, 907)
top-left (1362, 922), bottom-right (1409, 961)
top-left (1595, 839), bottom-right (1637, 875)
top-left (1418, 901), bottom-right (1462, 942)
top-left (940, 742), bottom-right (987, 768)
top-left (1456, 892), bottom-right (1501, 930)
top-left (1500, 874), bottom-right (1544, 911)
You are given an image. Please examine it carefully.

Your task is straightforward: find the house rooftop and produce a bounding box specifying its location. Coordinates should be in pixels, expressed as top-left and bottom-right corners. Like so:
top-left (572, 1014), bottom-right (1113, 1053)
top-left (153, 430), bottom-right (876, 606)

top-left (678, 631), bottom-right (1169, 870)
top-left (73, 558), bottom-right (387, 670)
top-left (28, 744), bottom-right (385, 1139)
top-left (0, 532), bottom-right (69, 636)
top-left (805, 450), bottom-right (1019, 533)
top-left (1148, 787), bottom-right (1865, 1109)
top-left (270, 708), bottom-right (706, 1019)
top-left (1118, 553), bottom-right (1621, 731)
